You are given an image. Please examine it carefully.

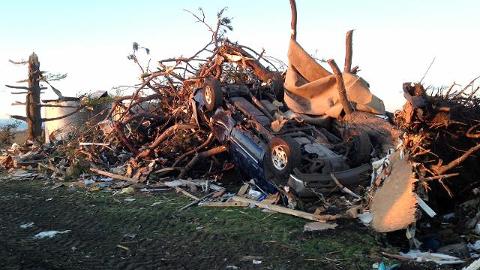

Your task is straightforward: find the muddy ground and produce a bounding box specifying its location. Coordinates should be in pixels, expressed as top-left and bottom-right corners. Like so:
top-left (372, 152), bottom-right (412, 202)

top-left (0, 179), bottom-right (447, 270)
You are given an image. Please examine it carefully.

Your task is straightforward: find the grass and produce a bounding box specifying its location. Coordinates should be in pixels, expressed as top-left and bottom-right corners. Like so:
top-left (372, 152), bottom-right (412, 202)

top-left (0, 179), bottom-right (383, 269)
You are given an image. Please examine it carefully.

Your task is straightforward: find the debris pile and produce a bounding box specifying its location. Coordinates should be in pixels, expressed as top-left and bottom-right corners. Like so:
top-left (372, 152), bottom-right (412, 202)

top-left (1, 4), bottom-right (480, 269)
top-left (392, 81), bottom-right (480, 260)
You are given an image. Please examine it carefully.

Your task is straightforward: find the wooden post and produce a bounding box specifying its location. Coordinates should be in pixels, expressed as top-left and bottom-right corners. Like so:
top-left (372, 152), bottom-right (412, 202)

top-left (27, 53), bottom-right (42, 141)
top-left (344, 30), bottom-right (353, 73)
top-left (327, 59), bottom-right (354, 115)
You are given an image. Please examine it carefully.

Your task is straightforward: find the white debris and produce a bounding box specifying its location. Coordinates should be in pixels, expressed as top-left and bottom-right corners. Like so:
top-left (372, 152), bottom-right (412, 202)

top-left (304, 222), bottom-right (338, 232)
top-left (415, 194), bottom-right (437, 218)
top-left (468, 240), bottom-right (480, 252)
top-left (358, 212), bottom-right (373, 225)
top-left (463, 257), bottom-right (480, 270)
top-left (33, 230), bottom-right (71, 239)
top-left (20, 222), bottom-right (34, 229)
top-left (400, 250), bottom-right (464, 265)
top-left (124, 197), bottom-right (136, 202)
top-left (83, 179), bottom-right (95, 186)
top-left (252, 260), bottom-right (262, 265)
top-left (151, 202), bottom-right (162, 207)
top-left (246, 189), bottom-right (263, 200)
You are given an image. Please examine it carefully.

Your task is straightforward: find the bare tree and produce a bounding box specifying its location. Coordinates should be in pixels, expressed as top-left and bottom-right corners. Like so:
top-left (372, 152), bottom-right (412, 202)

top-left (7, 53), bottom-right (79, 143)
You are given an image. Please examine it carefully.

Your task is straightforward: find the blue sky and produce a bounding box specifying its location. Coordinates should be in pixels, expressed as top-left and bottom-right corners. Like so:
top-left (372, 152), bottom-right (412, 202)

top-left (1, 0), bottom-right (479, 118)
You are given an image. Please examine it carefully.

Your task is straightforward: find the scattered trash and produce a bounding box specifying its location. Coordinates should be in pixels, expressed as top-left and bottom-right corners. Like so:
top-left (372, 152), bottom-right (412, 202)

top-left (415, 194), bottom-right (437, 218)
top-left (399, 250), bottom-right (465, 265)
top-left (252, 259), bottom-right (262, 265)
top-left (33, 230), bottom-right (71, 239)
top-left (468, 241), bottom-right (480, 252)
top-left (358, 212), bottom-right (373, 225)
top-left (463, 257), bottom-right (480, 270)
top-left (83, 179), bottom-right (95, 186)
top-left (372, 261), bottom-right (400, 270)
top-left (116, 244), bottom-right (130, 251)
top-left (118, 187), bottom-right (134, 195)
top-left (19, 222), bottom-right (34, 229)
top-left (304, 222), bottom-right (338, 232)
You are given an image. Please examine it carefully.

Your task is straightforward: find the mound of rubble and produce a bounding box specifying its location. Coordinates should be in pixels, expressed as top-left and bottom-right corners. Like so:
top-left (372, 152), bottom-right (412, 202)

top-left (1, 4), bottom-right (480, 269)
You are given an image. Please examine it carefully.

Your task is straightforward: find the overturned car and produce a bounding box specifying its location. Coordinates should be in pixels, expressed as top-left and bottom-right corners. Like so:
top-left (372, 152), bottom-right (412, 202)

top-left (193, 78), bottom-right (374, 197)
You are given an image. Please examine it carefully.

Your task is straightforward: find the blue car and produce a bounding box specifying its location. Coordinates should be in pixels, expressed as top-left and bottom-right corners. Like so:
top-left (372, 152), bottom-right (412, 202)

top-left (193, 78), bottom-right (372, 197)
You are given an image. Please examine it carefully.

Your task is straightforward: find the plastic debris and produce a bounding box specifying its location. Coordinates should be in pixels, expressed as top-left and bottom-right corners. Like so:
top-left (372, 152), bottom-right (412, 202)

top-left (463, 258), bottom-right (480, 270)
top-left (33, 230), bottom-right (71, 239)
top-left (304, 222), bottom-right (338, 232)
top-left (20, 222), bottom-right (34, 229)
top-left (400, 250), bottom-right (464, 265)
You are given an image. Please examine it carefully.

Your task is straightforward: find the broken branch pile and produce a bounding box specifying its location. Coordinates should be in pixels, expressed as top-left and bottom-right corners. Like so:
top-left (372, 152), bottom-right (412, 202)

top-left (395, 80), bottom-right (480, 247)
top-left (16, 9), bottom-right (284, 185)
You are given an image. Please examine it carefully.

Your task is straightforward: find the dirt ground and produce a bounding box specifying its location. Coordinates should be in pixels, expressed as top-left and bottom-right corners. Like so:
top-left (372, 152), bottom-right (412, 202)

top-left (0, 179), bottom-right (450, 270)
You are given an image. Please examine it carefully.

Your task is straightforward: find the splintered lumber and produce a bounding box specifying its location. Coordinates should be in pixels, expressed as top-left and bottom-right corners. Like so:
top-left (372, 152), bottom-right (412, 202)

top-left (178, 192), bottom-right (215, 211)
top-left (175, 187), bottom-right (199, 200)
top-left (200, 201), bottom-right (249, 207)
top-left (90, 168), bottom-right (138, 184)
top-left (231, 196), bottom-right (339, 222)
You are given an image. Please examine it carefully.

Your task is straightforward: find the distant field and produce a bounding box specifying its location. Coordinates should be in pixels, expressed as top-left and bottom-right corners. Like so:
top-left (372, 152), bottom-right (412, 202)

top-left (0, 119), bottom-right (27, 131)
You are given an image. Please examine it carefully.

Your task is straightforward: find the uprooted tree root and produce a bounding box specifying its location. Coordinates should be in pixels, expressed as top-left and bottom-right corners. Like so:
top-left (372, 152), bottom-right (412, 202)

top-left (395, 81), bottom-right (480, 233)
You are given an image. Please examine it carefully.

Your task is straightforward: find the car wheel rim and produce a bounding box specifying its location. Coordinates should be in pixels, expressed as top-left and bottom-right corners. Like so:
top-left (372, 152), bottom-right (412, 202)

top-left (205, 86), bottom-right (212, 105)
top-left (271, 145), bottom-right (288, 171)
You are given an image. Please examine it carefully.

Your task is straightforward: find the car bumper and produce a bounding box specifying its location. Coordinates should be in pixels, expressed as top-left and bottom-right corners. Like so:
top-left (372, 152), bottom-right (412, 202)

top-left (287, 163), bottom-right (372, 197)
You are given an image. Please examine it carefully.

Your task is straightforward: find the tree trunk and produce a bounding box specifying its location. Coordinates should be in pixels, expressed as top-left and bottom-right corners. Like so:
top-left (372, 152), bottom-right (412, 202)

top-left (26, 52), bottom-right (42, 141)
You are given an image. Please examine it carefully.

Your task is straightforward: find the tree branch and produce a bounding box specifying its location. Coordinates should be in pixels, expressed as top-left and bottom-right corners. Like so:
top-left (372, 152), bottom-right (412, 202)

top-left (434, 143), bottom-right (480, 175)
top-left (10, 115), bottom-right (27, 121)
top-left (344, 30), bottom-right (353, 73)
top-left (5, 85), bottom-right (47, 90)
top-left (289, 0), bottom-right (298, 40)
top-left (327, 59), bottom-right (354, 115)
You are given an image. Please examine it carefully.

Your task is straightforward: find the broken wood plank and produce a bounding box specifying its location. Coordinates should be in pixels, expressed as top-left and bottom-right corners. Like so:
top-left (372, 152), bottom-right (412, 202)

top-left (79, 142), bottom-right (110, 147)
top-left (175, 187), bottom-right (199, 200)
top-left (90, 168), bottom-right (138, 184)
top-left (200, 201), bottom-right (249, 207)
top-left (178, 192), bottom-right (215, 211)
top-left (231, 196), bottom-right (339, 222)
top-left (164, 179), bottom-right (225, 192)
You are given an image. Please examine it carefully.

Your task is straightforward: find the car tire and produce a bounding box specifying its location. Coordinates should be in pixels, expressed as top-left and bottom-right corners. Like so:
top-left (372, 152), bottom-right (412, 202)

top-left (348, 132), bottom-right (372, 166)
top-left (265, 136), bottom-right (302, 185)
top-left (203, 78), bottom-right (222, 112)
